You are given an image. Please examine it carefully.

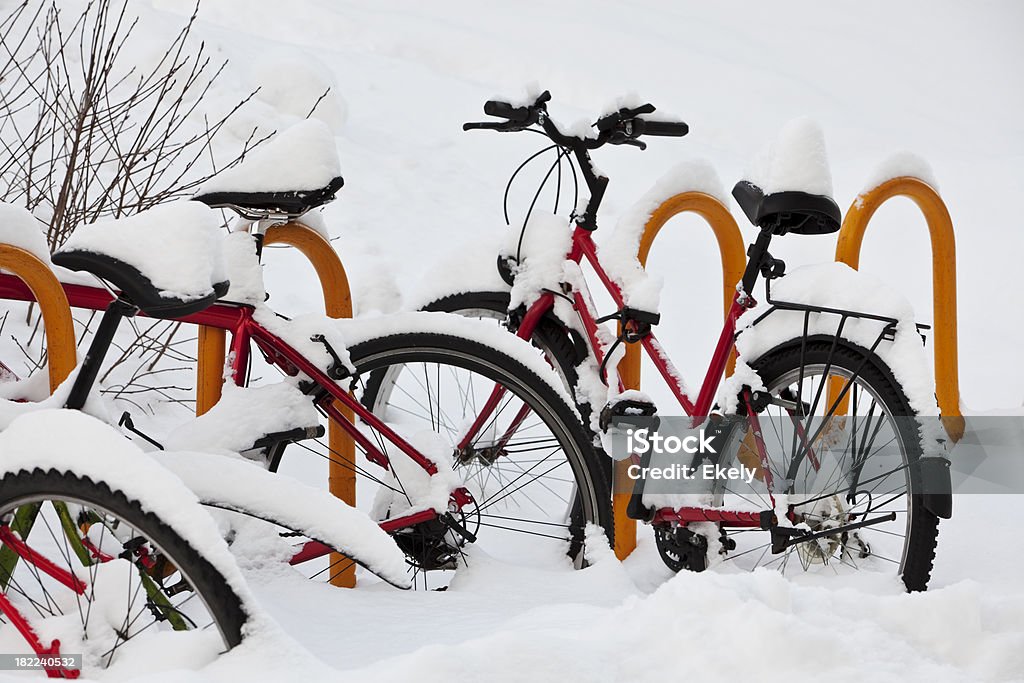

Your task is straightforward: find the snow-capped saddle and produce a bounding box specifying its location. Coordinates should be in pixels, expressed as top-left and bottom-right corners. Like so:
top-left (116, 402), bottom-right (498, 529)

top-left (192, 119), bottom-right (344, 220)
top-left (52, 201), bottom-right (229, 318)
top-left (732, 180), bottom-right (841, 236)
top-left (733, 118), bottom-right (841, 236)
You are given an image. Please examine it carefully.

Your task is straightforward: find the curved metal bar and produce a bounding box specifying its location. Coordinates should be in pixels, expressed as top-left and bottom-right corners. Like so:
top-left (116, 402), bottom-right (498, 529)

top-left (0, 245), bottom-right (76, 393)
top-left (835, 176), bottom-right (963, 442)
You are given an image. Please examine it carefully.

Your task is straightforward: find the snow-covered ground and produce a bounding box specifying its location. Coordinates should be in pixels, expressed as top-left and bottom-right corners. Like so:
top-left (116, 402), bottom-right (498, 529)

top-left (2, 0), bottom-right (1023, 680)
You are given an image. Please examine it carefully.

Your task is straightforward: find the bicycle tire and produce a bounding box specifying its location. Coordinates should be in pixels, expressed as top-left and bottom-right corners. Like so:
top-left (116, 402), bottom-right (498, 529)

top-left (0, 468), bottom-right (246, 672)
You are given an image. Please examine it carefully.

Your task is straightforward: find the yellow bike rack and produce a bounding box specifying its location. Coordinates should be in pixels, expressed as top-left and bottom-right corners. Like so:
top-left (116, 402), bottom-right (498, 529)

top-left (614, 192), bottom-right (747, 560)
top-left (834, 176), bottom-right (964, 442)
top-left (0, 245), bottom-right (76, 393)
top-left (196, 222), bottom-right (357, 587)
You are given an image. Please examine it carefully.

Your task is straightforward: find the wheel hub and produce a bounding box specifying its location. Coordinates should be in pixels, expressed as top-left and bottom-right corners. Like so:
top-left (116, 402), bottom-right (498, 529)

top-left (795, 494), bottom-right (848, 565)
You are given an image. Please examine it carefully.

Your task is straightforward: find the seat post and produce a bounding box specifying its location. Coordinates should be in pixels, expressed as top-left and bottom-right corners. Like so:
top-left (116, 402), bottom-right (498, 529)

top-left (64, 298), bottom-right (139, 411)
top-left (740, 228), bottom-right (774, 295)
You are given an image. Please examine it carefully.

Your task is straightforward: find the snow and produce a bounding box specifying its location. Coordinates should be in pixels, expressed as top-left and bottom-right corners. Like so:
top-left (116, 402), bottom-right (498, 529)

top-left (219, 231), bottom-right (267, 305)
top-left (347, 566), bottom-right (1023, 682)
top-left (241, 53), bottom-right (347, 133)
top-left (292, 210), bottom-right (333, 242)
top-left (601, 158), bottom-right (729, 313)
top-left (492, 83), bottom-right (547, 108)
top-left (0, 203), bottom-right (51, 264)
top-left (195, 119), bottom-right (342, 196)
top-left (0, 367), bottom-right (111, 428)
top-left (252, 305), bottom-right (356, 377)
top-left (404, 230), bottom-right (510, 311)
top-left (860, 150), bottom-right (941, 195)
top-left (726, 263), bottom-right (939, 418)
top-left (501, 211), bottom-right (573, 310)
top-left (164, 382), bottom-right (319, 454)
top-left (156, 451), bottom-right (412, 588)
top-left (368, 429), bottom-right (461, 518)
top-left (744, 117), bottom-right (834, 197)
top-left (57, 201), bottom-right (226, 301)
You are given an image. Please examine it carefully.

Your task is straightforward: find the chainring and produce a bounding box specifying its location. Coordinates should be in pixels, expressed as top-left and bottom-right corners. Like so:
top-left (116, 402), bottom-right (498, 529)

top-left (654, 524), bottom-right (709, 573)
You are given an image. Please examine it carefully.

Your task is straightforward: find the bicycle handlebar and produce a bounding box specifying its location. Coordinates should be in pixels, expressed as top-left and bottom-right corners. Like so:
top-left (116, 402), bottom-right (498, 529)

top-left (462, 90), bottom-right (688, 231)
top-left (462, 90), bottom-right (688, 151)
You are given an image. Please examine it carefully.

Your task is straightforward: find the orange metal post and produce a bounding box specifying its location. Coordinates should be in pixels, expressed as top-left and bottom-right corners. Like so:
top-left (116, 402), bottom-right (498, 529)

top-left (195, 222), bottom-right (357, 587)
top-left (0, 245), bottom-right (76, 393)
top-left (195, 326), bottom-right (225, 417)
top-left (613, 192), bottom-right (746, 560)
top-left (835, 177), bottom-right (964, 442)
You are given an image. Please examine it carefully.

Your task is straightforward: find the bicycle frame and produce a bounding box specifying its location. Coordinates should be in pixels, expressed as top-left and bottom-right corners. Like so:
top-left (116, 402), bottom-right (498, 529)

top-left (510, 226), bottom-right (777, 528)
top-left (516, 226), bottom-right (749, 421)
top-left (0, 273), bottom-right (458, 557)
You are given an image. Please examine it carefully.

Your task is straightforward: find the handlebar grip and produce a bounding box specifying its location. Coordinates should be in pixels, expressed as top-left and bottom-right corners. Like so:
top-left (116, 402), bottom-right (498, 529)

top-left (638, 119), bottom-right (689, 137)
top-left (483, 100), bottom-right (530, 123)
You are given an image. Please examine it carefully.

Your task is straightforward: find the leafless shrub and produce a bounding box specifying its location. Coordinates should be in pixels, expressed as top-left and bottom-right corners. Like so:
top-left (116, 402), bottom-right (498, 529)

top-left (0, 0), bottom-right (269, 249)
top-left (0, 0), bottom-right (303, 415)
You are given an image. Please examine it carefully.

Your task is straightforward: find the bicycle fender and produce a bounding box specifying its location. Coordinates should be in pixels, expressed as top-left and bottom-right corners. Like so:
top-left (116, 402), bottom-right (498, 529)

top-left (157, 451), bottom-right (412, 588)
top-left (912, 456), bottom-right (953, 519)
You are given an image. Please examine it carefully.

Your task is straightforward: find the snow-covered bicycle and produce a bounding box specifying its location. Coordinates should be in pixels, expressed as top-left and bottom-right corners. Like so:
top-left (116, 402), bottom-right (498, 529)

top-left (423, 91), bottom-right (953, 591)
top-left (0, 122), bottom-right (611, 676)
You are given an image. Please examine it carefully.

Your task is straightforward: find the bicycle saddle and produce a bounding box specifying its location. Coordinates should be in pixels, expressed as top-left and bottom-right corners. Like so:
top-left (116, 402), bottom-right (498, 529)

top-left (192, 119), bottom-right (344, 220)
top-left (52, 202), bottom-right (230, 319)
top-left (193, 176), bottom-right (344, 220)
top-left (732, 180), bottom-right (841, 235)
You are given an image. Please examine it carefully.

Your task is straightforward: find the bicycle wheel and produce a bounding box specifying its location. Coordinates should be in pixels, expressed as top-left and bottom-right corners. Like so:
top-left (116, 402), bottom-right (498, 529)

top-left (297, 328), bottom-right (612, 589)
top-left (707, 337), bottom-right (939, 591)
top-left (0, 469), bottom-right (246, 675)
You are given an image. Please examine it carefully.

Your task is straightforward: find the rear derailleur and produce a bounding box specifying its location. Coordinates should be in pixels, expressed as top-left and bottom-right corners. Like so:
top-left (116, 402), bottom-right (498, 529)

top-left (392, 497), bottom-right (479, 571)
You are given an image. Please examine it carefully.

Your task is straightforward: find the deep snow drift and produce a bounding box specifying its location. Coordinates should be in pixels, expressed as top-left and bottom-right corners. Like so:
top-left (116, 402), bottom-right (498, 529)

top-left (1, 0), bottom-right (1022, 681)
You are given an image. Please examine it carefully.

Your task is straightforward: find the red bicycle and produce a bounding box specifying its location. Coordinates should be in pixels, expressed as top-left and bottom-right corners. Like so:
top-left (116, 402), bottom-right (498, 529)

top-left (425, 91), bottom-right (952, 591)
top-left (0, 166), bottom-right (611, 675)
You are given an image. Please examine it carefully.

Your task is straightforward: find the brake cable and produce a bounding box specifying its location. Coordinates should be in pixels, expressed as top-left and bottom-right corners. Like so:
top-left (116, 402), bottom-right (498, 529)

top-left (502, 141), bottom-right (579, 264)
top-left (502, 142), bottom-right (558, 226)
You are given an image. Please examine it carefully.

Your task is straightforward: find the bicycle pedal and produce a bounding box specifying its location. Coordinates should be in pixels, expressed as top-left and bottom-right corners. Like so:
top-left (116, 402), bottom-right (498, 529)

top-left (599, 395), bottom-right (660, 434)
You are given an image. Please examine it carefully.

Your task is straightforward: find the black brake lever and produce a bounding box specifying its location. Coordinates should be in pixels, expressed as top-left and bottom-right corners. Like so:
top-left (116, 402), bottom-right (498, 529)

top-left (626, 103), bottom-right (656, 117)
top-left (607, 133), bottom-right (647, 150)
top-left (596, 103), bottom-right (657, 132)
